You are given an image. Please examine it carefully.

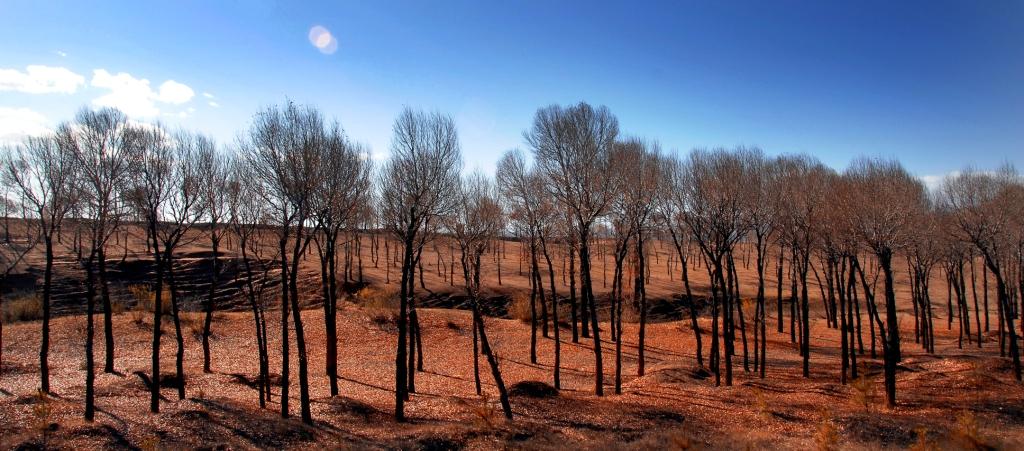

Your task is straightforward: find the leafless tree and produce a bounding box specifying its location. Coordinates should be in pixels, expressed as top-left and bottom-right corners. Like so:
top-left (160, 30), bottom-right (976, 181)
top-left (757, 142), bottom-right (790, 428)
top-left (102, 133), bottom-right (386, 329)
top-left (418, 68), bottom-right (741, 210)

top-left (241, 101), bottom-right (325, 424)
top-left (127, 123), bottom-right (173, 413)
top-left (660, 155), bottom-right (704, 368)
top-left (226, 157), bottom-right (276, 407)
top-left (197, 143), bottom-right (230, 374)
top-left (496, 149), bottom-right (558, 373)
top-left (0, 196), bottom-right (36, 381)
top-left (64, 107), bottom-right (143, 420)
top-left (449, 172), bottom-right (512, 419)
top-left (846, 157), bottom-right (928, 406)
top-left (777, 155), bottom-right (831, 380)
top-left (677, 148), bottom-right (750, 386)
top-left (737, 149), bottom-right (780, 379)
top-left (940, 166), bottom-right (1023, 381)
top-left (528, 102), bottom-right (618, 395)
top-left (3, 133), bottom-right (78, 393)
top-left (379, 107), bottom-right (461, 420)
top-left (310, 125), bottom-right (371, 396)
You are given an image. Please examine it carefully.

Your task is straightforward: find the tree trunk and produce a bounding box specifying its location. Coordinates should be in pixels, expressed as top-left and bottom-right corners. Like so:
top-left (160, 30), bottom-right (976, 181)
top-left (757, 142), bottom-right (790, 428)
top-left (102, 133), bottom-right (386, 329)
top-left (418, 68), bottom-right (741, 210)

top-left (203, 229), bottom-right (220, 373)
top-left (84, 253), bottom-right (97, 421)
top-left (279, 231), bottom-right (290, 418)
top-left (40, 235), bottom-right (53, 393)
top-left (879, 250), bottom-right (899, 407)
top-left (637, 230), bottom-right (648, 377)
top-left (168, 258), bottom-right (186, 400)
top-left (394, 232), bottom-right (413, 421)
top-left (99, 247), bottom-right (115, 374)
top-left (579, 232), bottom-right (604, 396)
top-left (149, 222), bottom-right (163, 413)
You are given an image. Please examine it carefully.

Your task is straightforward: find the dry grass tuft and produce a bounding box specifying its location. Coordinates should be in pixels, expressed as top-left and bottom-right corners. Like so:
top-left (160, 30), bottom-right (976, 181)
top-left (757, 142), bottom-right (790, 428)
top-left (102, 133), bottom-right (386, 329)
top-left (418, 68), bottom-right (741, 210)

top-left (507, 292), bottom-right (532, 323)
top-left (814, 409), bottom-right (839, 451)
top-left (909, 426), bottom-right (937, 451)
top-left (952, 410), bottom-right (992, 450)
top-left (357, 286), bottom-right (399, 331)
top-left (31, 389), bottom-right (54, 446)
top-left (2, 292), bottom-right (42, 323)
top-left (128, 284), bottom-right (172, 315)
top-left (849, 369), bottom-right (877, 413)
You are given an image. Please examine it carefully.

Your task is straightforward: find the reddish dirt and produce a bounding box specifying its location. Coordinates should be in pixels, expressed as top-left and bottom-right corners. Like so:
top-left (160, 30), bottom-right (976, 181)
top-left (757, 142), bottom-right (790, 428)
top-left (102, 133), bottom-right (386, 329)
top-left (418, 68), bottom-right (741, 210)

top-left (1, 227), bottom-right (1023, 449)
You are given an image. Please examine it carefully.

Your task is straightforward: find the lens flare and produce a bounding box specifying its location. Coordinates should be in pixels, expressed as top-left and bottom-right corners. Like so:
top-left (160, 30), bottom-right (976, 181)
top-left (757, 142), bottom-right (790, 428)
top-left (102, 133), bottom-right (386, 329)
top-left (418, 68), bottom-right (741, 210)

top-left (308, 25), bottom-right (338, 54)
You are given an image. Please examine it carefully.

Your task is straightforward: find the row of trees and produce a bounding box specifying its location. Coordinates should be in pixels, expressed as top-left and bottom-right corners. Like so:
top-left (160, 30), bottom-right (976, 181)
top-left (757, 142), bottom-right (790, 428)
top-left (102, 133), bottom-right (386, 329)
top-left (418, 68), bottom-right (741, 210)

top-left (1, 100), bottom-right (1022, 426)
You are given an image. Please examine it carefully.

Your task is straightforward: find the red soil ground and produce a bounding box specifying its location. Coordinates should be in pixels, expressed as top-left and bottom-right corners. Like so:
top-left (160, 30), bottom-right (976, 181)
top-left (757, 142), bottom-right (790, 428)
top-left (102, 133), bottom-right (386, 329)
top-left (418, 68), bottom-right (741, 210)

top-left (1, 227), bottom-right (1022, 449)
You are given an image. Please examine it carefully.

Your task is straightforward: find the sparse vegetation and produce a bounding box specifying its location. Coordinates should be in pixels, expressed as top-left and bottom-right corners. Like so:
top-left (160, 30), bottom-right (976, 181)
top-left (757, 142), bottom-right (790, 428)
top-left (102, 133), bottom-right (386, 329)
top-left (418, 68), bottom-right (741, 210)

top-left (2, 292), bottom-right (42, 323)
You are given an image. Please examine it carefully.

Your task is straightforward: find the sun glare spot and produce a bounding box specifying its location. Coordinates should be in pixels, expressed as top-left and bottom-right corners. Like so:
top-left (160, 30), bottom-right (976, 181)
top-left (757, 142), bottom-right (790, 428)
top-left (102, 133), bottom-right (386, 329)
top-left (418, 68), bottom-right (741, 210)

top-left (308, 25), bottom-right (338, 55)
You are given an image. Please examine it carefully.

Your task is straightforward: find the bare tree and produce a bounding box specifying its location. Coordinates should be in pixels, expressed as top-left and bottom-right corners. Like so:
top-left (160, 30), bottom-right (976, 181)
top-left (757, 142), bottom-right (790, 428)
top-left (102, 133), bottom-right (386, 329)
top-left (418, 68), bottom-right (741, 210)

top-left (496, 149), bottom-right (558, 374)
top-left (0, 198), bottom-right (36, 381)
top-left (737, 149), bottom-right (780, 379)
top-left (677, 148), bottom-right (750, 386)
top-left (940, 166), bottom-right (1023, 381)
top-left (226, 157), bottom-right (276, 407)
top-left (3, 134), bottom-right (78, 393)
top-left (242, 101), bottom-right (325, 424)
top-left (379, 107), bottom-right (461, 421)
top-left (846, 157), bottom-right (928, 406)
top-left (197, 143), bottom-right (230, 374)
top-left (65, 107), bottom-right (143, 421)
top-left (449, 172), bottom-right (512, 419)
top-left (311, 125), bottom-right (371, 396)
top-left (660, 155), bottom-right (703, 368)
top-left (528, 102), bottom-right (618, 396)
top-left (127, 124), bottom-right (174, 413)
top-left (777, 155), bottom-right (831, 380)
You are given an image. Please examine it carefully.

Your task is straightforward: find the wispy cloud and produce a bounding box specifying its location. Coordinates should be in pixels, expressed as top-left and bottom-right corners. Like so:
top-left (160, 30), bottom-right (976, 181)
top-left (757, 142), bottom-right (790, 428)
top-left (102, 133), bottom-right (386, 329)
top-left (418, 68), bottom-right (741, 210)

top-left (54, 50), bottom-right (68, 58)
top-left (203, 92), bottom-right (215, 99)
top-left (208, 101), bottom-right (220, 108)
top-left (90, 69), bottom-right (195, 117)
top-left (0, 107), bottom-right (50, 144)
top-left (0, 65), bottom-right (84, 94)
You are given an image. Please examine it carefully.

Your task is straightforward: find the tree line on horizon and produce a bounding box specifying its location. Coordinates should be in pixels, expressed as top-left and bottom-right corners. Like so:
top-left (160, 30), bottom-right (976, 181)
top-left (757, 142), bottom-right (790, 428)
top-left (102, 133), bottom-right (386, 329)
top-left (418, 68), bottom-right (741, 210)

top-left (0, 100), bottom-right (1022, 425)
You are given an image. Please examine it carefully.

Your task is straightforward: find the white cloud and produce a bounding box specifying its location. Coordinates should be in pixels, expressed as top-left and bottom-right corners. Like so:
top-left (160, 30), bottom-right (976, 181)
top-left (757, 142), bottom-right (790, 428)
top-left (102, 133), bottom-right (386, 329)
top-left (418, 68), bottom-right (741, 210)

top-left (90, 69), bottom-right (195, 117)
top-left (0, 65), bottom-right (85, 94)
top-left (358, 150), bottom-right (388, 161)
top-left (918, 174), bottom-right (946, 193)
top-left (157, 80), bottom-right (194, 104)
top-left (55, 50), bottom-right (68, 58)
top-left (0, 107), bottom-right (51, 144)
top-left (208, 101), bottom-right (220, 108)
top-left (203, 92), bottom-right (215, 99)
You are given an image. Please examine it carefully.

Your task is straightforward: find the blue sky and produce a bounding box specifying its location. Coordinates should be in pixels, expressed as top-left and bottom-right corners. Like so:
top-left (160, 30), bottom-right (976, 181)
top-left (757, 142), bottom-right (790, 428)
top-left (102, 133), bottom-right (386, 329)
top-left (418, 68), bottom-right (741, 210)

top-left (1, 0), bottom-right (1021, 183)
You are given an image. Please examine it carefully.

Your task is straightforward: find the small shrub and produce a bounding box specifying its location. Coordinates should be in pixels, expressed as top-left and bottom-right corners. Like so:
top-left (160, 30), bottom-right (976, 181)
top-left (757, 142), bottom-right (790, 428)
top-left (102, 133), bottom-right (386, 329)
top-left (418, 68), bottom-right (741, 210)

top-left (850, 371), bottom-right (876, 413)
top-left (110, 299), bottom-right (128, 315)
top-left (128, 284), bottom-right (171, 315)
top-left (453, 393), bottom-right (500, 429)
top-left (953, 410), bottom-right (990, 449)
top-left (140, 434), bottom-right (162, 451)
top-left (357, 286), bottom-right (398, 310)
top-left (752, 386), bottom-right (770, 419)
top-left (32, 389), bottom-right (53, 445)
top-left (358, 286), bottom-right (400, 331)
top-left (369, 311), bottom-right (398, 332)
top-left (181, 311), bottom-right (205, 340)
top-left (2, 293), bottom-right (42, 323)
top-left (814, 409), bottom-right (839, 451)
top-left (507, 293), bottom-right (532, 322)
top-left (909, 426), bottom-right (937, 451)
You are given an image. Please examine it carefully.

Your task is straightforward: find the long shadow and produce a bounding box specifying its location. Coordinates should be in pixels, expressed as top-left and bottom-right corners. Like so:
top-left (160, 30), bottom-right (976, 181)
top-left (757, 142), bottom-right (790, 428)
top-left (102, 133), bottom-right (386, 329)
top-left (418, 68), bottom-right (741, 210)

top-left (70, 423), bottom-right (139, 450)
top-left (190, 397), bottom-right (336, 448)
